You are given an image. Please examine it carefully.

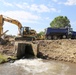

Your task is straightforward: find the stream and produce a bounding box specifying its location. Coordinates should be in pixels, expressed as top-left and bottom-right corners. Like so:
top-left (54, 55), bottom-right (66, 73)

top-left (0, 59), bottom-right (76, 75)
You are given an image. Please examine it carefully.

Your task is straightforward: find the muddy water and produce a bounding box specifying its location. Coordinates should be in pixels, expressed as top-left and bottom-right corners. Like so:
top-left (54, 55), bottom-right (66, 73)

top-left (0, 59), bottom-right (76, 75)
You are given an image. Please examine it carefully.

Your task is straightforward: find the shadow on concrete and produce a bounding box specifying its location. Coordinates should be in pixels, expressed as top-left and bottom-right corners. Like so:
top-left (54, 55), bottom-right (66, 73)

top-left (17, 43), bottom-right (35, 59)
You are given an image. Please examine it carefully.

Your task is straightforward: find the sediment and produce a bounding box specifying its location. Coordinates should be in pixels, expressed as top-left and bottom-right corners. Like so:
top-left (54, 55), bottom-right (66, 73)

top-left (38, 39), bottom-right (76, 63)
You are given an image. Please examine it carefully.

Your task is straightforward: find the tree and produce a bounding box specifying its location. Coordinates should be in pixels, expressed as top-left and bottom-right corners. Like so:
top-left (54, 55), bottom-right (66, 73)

top-left (50, 16), bottom-right (71, 28)
top-left (37, 31), bottom-right (45, 36)
top-left (37, 31), bottom-right (45, 40)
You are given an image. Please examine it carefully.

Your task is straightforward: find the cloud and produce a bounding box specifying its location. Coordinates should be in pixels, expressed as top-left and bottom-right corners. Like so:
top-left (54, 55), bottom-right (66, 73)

top-left (0, 10), bottom-right (41, 23)
top-left (64, 0), bottom-right (76, 5)
top-left (52, 0), bottom-right (62, 4)
top-left (45, 17), bottom-right (50, 20)
top-left (15, 4), bottom-right (23, 9)
top-left (30, 4), bottom-right (50, 13)
top-left (3, 2), bottom-right (13, 6)
top-left (0, 0), bottom-right (60, 13)
top-left (30, 0), bottom-right (34, 2)
top-left (15, 3), bottom-right (59, 13)
top-left (15, 2), bottom-right (30, 9)
top-left (0, 0), bottom-right (13, 6)
top-left (52, 0), bottom-right (58, 2)
top-left (52, 0), bottom-right (76, 6)
top-left (39, 4), bottom-right (50, 12)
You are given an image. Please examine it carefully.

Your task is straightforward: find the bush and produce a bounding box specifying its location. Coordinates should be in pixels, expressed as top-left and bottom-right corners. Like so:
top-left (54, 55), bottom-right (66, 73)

top-left (0, 54), bottom-right (8, 63)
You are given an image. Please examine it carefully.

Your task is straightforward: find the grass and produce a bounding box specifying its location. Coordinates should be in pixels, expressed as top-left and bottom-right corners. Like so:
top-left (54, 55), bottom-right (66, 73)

top-left (0, 54), bottom-right (8, 64)
top-left (0, 54), bottom-right (17, 64)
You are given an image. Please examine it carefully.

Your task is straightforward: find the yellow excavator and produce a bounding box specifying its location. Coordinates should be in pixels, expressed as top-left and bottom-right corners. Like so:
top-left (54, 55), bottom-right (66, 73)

top-left (0, 14), bottom-right (38, 59)
top-left (0, 15), bottom-right (37, 42)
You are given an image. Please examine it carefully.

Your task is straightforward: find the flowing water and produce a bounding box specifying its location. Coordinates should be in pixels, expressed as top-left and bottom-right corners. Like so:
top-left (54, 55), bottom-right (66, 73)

top-left (0, 59), bottom-right (76, 75)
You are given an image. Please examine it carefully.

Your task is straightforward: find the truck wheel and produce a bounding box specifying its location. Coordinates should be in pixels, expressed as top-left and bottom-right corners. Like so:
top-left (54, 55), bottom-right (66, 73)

top-left (63, 35), bottom-right (66, 39)
top-left (53, 36), bottom-right (57, 40)
top-left (47, 36), bottom-right (51, 40)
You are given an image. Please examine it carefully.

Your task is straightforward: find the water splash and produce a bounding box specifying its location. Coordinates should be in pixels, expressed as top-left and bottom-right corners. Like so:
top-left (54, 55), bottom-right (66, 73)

top-left (12, 59), bottom-right (69, 75)
top-left (13, 59), bottom-right (52, 73)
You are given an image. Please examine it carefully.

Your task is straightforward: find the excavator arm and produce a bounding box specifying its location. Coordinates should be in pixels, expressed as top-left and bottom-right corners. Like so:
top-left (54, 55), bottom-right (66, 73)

top-left (0, 15), bottom-right (22, 37)
top-left (0, 14), bottom-right (37, 41)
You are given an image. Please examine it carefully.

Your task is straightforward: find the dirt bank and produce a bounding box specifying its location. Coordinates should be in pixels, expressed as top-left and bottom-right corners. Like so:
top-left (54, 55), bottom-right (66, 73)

top-left (0, 39), bottom-right (76, 63)
top-left (0, 44), bottom-right (14, 56)
top-left (38, 39), bottom-right (76, 63)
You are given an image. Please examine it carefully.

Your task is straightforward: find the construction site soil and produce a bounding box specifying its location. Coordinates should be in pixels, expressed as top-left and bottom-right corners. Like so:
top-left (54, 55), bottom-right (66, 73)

top-left (0, 39), bottom-right (76, 63)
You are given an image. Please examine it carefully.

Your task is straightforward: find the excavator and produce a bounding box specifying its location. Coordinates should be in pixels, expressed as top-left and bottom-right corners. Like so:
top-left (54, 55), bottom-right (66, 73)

top-left (0, 14), bottom-right (37, 43)
top-left (0, 14), bottom-right (38, 59)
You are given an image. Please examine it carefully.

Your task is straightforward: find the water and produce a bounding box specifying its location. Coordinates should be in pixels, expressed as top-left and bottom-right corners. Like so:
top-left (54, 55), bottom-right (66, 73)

top-left (0, 59), bottom-right (76, 75)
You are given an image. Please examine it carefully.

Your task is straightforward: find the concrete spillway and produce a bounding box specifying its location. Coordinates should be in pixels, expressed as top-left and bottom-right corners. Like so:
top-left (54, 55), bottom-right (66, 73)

top-left (15, 42), bottom-right (38, 59)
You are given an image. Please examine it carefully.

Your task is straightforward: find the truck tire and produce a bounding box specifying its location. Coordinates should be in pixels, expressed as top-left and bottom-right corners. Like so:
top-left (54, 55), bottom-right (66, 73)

top-left (47, 36), bottom-right (51, 40)
top-left (63, 35), bottom-right (66, 39)
top-left (53, 35), bottom-right (57, 40)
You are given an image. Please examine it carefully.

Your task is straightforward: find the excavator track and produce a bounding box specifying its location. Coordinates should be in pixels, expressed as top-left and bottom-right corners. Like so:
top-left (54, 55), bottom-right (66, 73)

top-left (15, 36), bottom-right (36, 41)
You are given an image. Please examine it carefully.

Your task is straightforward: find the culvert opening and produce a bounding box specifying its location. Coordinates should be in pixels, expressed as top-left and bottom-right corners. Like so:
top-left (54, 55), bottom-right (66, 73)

top-left (25, 44), bottom-right (35, 58)
top-left (17, 43), bottom-right (35, 59)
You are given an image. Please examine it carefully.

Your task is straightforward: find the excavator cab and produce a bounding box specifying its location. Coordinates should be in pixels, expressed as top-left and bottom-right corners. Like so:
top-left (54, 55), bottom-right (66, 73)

top-left (19, 26), bottom-right (36, 40)
top-left (20, 27), bottom-right (31, 37)
top-left (24, 27), bottom-right (31, 34)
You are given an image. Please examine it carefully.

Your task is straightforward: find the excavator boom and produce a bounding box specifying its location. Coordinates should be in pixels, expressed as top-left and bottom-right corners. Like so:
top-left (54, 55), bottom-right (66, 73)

top-left (0, 15), bottom-right (22, 38)
top-left (0, 14), bottom-right (37, 41)
top-left (3, 16), bottom-right (22, 29)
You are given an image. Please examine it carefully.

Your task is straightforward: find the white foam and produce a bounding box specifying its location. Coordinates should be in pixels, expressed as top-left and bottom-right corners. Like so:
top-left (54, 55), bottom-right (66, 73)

top-left (12, 59), bottom-right (55, 73)
top-left (11, 59), bottom-right (69, 75)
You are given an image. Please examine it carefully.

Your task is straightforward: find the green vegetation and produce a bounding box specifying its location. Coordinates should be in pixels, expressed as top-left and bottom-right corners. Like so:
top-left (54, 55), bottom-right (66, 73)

top-left (0, 54), bottom-right (17, 64)
top-left (0, 54), bottom-right (8, 63)
top-left (37, 31), bottom-right (45, 40)
top-left (50, 16), bottom-right (71, 28)
top-left (8, 56), bottom-right (17, 60)
top-left (37, 31), bottom-right (45, 36)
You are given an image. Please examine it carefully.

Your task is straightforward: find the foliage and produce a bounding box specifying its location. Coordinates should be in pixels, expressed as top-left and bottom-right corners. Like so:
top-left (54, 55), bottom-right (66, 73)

top-left (50, 16), bottom-right (71, 28)
top-left (37, 31), bottom-right (45, 36)
top-left (0, 54), bottom-right (17, 64)
top-left (0, 54), bottom-right (7, 63)
top-left (37, 31), bottom-right (45, 40)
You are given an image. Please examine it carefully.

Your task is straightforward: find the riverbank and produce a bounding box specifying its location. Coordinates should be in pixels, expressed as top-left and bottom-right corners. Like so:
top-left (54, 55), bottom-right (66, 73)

top-left (0, 39), bottom-right (76, 64)
top-left (38, 39), bottom-right (76, 63)
top-left (0, 54), bottom-right (8, 63)
top-left (0, 44), bottom-right (16, 63)
top-left (0, 54), bottom-right (16, 64)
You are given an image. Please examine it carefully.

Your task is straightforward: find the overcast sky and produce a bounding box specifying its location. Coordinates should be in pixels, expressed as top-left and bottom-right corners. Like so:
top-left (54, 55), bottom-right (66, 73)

top-left (0, 0), bottom-right (76, 35)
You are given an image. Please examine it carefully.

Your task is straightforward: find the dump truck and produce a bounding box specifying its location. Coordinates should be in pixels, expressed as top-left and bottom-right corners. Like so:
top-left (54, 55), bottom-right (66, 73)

top-left (45, 27), bottom-right (76, 40)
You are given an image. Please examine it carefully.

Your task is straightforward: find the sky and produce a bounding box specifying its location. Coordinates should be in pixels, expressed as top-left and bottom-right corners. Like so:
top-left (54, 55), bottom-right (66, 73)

top-left (0, 0), bottom-right (76, 35)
